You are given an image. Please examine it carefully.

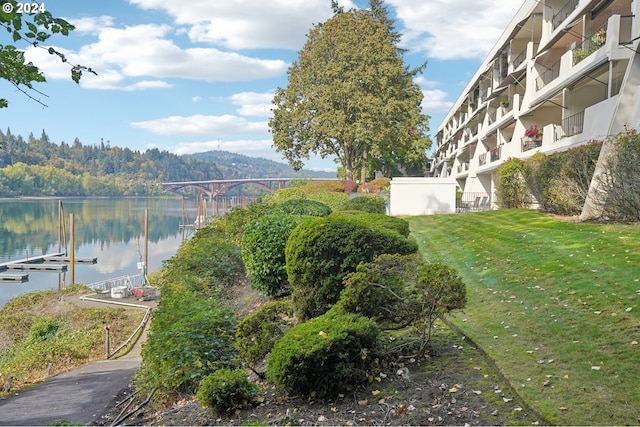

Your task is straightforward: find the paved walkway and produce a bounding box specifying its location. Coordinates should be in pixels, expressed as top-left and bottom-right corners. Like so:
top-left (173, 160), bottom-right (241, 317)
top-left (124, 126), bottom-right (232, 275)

top-left (0, 295), bottom-right (156, 426)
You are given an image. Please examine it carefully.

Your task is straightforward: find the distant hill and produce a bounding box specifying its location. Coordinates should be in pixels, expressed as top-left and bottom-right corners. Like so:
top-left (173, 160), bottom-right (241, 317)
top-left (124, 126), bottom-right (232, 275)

top-left (187, 151), bottom-right (336, 179)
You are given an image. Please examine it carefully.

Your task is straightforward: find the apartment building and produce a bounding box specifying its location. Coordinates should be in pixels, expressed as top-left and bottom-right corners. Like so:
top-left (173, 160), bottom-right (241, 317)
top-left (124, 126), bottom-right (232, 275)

top-left (431, 0), bottom-right (640, 211)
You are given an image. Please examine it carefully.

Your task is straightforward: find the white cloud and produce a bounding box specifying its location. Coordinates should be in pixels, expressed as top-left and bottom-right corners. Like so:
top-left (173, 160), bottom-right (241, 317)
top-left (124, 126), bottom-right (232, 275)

top-left (388, 0), bottom-right (522, 60)
top-left (227, 91), bottom-right (275, 117)
top-left (69, 15), bottom-right (115, 35)
top-left (421, 89), bottom-right (453, 114)
top-left (128, 0), bottom-right (357, 50)
top-left (192, 96), bottom-right (202, 103)
top-left (130, 114), bottom-right (268, 137)
top-left (25, 23), bottom-right (289, 91)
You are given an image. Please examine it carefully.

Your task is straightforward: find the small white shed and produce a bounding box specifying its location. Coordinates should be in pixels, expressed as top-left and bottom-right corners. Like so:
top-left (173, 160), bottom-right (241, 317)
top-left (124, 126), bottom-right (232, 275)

top-left (389, 177), bottom-right (457, 216)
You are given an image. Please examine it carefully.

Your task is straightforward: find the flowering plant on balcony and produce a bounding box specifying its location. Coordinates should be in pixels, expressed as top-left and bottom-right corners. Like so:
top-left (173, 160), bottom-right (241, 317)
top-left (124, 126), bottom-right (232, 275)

top-left (525, 125), bottom-right (541, 139)
top-left (591, 29), bottom-right (606, 48)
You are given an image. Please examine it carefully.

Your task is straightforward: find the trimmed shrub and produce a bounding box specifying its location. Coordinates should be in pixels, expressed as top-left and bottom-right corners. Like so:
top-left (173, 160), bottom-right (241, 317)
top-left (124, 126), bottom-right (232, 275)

top-left (594, 129), bottom-right (640, 221)
top-left (135, 289), bottom-right (238, 397)
top-left (235, 301), bottom-right (296, 366)
top-left (206, 196), bottom-right (274, 245)
top-left (524, 141), bottom-right (601, 214)
top-left (329, 211), bottom-right (410, 237)
top-left (340, 194), bottom-right (387, 214)
top-left (285, 216), bottom-right (418, 320)
top-left (271, 199), bottom-right (332, 216)
top-left (338, 254), bottom-right (423, 329)
top-left (307, 191), bottom-right (350, 212)
top-left (300, 180), bottom-right (345, 194)
top-left (266, 308), bottom-right (380, 398)
top-left (358, 178), bottom-right (390, 193)
top-left (241, 213), bottom-right (312, 297)
top-left (268, 187), bottom-right (306, 204)
top-left (339, 256), bottom-right (466, 354)
top-left (196, 368), bottom-right (258, 415)
top-left (342, 180), bottom-right (358, 193)
top-left (160, 236), bottom-right (244, 296)
top-left (496, 158), bottom-right (529, 208)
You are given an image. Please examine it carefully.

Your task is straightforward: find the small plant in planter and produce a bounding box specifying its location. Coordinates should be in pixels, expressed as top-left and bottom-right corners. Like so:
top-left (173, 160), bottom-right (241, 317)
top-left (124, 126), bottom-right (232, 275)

top-left (500, 98), bottom-right (509, 108)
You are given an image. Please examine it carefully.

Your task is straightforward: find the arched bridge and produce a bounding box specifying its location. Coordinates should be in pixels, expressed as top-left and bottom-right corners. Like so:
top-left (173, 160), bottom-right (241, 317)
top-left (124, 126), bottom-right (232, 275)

top-left (161, 178), bottom-right (294, 198)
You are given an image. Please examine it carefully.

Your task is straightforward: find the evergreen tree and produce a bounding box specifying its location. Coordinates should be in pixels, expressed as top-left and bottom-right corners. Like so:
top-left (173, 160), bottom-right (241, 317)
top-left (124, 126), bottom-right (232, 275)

top-left (269, 0), bottom-right (430, 182)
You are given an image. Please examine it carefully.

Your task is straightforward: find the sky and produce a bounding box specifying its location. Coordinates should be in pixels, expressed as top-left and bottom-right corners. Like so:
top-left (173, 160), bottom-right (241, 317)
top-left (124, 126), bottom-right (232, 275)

top-left (0, 0), bottom-right (524, 172)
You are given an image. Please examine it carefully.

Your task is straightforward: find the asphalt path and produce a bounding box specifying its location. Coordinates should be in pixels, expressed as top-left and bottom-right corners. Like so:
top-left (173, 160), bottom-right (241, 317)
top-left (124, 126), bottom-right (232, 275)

top-left (0, 294), bottom-right (155, 426)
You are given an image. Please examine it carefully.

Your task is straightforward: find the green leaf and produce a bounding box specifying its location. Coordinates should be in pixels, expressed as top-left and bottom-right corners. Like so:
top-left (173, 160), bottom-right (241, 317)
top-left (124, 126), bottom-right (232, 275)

top-left (12, 30), bottom-right (20, 42)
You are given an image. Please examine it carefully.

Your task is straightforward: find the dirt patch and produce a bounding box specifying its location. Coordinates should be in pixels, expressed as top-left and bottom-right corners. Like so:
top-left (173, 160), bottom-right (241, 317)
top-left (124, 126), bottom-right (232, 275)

top-left (93, 321), bottom-right (545, 426)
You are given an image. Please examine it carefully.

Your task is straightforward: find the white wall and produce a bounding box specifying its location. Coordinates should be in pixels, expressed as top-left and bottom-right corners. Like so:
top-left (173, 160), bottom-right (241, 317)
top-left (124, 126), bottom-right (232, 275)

top-left (389, 177), bottom-right (457, 216)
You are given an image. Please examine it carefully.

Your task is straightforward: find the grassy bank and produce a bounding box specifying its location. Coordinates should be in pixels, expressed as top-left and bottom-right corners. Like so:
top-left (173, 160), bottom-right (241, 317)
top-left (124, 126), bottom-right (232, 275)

top-left (0, 286), bottom-right (144, 396)
top-left (408, 210), bottom-right (640, 426)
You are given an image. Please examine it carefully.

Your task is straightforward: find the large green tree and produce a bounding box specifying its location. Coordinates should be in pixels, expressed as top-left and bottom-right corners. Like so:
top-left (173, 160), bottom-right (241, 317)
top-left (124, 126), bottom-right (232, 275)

top-left (0, 0), bottom-right (95, 110)
top-left (269, 0), bottom-right (431, 182)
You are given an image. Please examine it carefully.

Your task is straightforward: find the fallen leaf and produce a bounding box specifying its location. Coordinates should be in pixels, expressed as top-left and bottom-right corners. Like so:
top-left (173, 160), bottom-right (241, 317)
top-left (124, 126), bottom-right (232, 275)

top-left (542, 380), bottom-right (551, 386)
top-left (319, 331), bottom-right (328, 338)
top-left (372, 390), bottom-right (380, 396)
top-left (503, 397), bottom-right (513, 402)
top-left (449, 387), bottom-right (458, 393)
top-left (331, 407), bottom-right (337, 412)
top-left (625, 307), bottom-right (633, 312)
top-left (358, 399), bottom-right (368, 406)
top-left (631, 341), bottom-right (638, 346)
top-left (591, 366), bottom-right (601, 370)
top-left (318, 415), bottom-right (327, 422)
top-left (559, 406), bottom-right (568, 411)
top-left (472, 390), bottom-right (482, 395)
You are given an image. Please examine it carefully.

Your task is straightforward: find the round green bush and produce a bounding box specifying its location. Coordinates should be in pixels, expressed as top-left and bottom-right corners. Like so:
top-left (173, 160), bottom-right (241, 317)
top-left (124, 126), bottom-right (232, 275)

top-left (271, 199), bottom-right (332, 216)
top-left (241, 213), bottom-right (312, 296)
top-left (266, 308), bottom-right (380, 398)
top-left (340, 194), bottom-right (387, 214)
top-left (285, 216), bottom-right (418, 320)
top-left (307, 191), bottom-right (350, 212)
top-left (235, 301), bottom-right (296, 366)
top-left (269, 187), bottom-right (306, 204)
top-left (196, 368), bottom-right (258, 415)
top-left (329, 211), bottom-right (410, 237)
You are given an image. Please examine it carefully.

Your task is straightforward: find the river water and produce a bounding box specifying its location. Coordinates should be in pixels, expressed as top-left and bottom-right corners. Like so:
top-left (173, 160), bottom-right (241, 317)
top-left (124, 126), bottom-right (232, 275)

top-left (0, 197), bottom-right (199, 308)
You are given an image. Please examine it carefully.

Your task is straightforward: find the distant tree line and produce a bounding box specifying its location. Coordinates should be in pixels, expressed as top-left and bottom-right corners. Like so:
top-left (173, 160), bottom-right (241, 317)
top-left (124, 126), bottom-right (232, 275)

top-left (0, 129), bottom-right (330, 198)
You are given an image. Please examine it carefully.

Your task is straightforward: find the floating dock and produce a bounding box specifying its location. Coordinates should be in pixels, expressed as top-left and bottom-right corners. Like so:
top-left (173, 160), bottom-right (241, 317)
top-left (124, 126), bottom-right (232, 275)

top-left (0, 273), bottom-right (29, 282)
top-left (43, 255), bottom-right (97, 264)
top-left (0, 252), bottom-right (96, 279)
top-left (6, 263), bottom-right (68, 272)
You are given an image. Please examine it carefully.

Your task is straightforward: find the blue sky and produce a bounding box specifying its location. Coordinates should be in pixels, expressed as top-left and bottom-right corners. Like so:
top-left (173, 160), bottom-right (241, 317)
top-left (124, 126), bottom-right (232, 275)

top-left (1, 0), bottom-right (523, 172)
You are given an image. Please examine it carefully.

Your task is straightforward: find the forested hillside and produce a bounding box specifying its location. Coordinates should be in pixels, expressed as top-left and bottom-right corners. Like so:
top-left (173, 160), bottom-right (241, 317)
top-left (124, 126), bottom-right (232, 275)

top-left (0, 129), bottom-right (334, 197)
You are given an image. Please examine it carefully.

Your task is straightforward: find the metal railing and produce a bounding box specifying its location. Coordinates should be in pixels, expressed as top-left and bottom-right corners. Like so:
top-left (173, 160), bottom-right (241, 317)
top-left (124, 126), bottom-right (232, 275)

top-left (536, 58), bottom-right (561, 90)
top-left (553, 0), bottom-right (579, 30)
top-left (521, 136), bottom-right (543, 152)
top-left (512, 49), bottom-right (527, 69)
top-left (456, 192), bottom-right (492, 212)
top-left (86, 273), bottom-right (146, 292)
top-left (573, 23), bottom-right (608, 65)
top-left (561, 110), bottom-right (585, 137)
top-left (490, 146), bottom-right (502, 163)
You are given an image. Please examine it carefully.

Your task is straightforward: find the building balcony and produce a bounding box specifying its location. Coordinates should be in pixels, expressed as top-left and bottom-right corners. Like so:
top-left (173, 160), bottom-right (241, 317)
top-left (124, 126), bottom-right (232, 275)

top-left (521, 136), bottom-right (543, 152)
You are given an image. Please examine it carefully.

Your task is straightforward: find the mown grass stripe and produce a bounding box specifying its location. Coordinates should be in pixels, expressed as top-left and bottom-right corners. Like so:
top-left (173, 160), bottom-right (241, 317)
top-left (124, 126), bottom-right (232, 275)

top-left (408, 209), bottom-right (640, 425)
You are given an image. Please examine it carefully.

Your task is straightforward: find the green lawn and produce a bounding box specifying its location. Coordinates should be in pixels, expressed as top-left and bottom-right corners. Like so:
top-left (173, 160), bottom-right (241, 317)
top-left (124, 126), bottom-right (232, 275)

top-left (407, 209), bottom-right (640, 426)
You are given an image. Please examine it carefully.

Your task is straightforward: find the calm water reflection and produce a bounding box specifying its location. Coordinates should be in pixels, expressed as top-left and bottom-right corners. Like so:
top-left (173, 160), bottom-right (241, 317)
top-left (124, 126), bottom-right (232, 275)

top-left (0, 197), bottom-right (199, 307)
